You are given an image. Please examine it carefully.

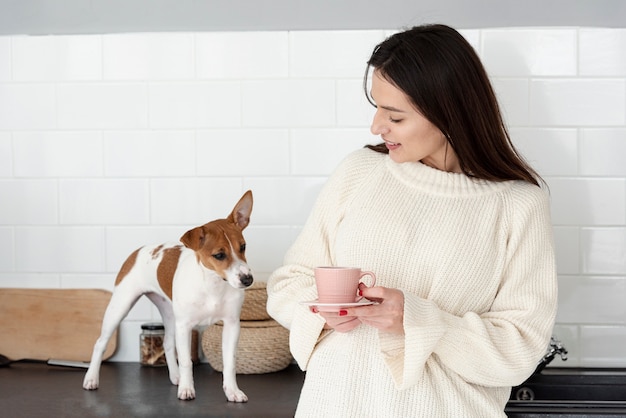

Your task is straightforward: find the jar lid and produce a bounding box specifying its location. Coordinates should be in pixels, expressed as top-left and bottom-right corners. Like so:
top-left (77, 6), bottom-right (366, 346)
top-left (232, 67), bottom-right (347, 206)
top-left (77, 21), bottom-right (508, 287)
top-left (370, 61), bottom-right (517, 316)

top-left (141, 322), bottom-right (165, 330)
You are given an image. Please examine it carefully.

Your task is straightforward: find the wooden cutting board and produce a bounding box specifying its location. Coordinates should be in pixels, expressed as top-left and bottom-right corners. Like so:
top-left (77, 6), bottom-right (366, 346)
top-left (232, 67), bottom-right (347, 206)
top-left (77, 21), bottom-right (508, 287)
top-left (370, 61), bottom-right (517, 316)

top-left (0, 288), bottom-right (117, 362)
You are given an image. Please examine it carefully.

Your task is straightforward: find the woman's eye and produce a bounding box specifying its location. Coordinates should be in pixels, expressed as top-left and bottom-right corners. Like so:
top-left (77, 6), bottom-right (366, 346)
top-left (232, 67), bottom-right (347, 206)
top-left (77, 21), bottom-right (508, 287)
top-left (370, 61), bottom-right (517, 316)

top-left (389, 117), bottom-right (402, 123)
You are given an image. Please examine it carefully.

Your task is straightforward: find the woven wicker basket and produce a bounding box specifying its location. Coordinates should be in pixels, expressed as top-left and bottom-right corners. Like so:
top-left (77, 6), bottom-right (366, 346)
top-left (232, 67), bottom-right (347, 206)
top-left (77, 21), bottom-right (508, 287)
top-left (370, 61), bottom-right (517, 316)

top-left (240, 281), bottom-right (270, 321)
top-left (202, 319), bottom-right (292, 374)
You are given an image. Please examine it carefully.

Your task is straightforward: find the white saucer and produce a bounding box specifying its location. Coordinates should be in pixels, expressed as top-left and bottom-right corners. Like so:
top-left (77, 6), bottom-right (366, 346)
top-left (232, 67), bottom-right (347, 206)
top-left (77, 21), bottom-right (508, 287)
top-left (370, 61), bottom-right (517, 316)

top-left (300, 299), bottom-right (376, 312)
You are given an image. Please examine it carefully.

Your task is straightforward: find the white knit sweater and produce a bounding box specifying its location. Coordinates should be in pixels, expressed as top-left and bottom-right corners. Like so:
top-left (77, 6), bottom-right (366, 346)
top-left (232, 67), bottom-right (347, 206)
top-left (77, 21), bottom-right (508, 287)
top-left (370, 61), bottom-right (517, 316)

top-left (267, 148), bottom-right (557, 418)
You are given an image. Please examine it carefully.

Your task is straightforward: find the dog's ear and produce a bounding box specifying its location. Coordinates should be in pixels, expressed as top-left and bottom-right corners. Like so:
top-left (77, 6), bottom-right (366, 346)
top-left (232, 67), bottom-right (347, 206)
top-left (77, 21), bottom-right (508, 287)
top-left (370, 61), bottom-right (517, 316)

top-left (180, 226), bottom-right (204, 251)
top-left (228, 190), bottom-right (253, 230)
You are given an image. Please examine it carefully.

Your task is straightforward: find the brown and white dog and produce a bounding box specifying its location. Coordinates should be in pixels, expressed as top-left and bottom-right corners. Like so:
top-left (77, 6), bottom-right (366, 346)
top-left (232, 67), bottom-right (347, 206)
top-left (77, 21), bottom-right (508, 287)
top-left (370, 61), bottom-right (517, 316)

top-left (83, 190), bottom-right (254, 402)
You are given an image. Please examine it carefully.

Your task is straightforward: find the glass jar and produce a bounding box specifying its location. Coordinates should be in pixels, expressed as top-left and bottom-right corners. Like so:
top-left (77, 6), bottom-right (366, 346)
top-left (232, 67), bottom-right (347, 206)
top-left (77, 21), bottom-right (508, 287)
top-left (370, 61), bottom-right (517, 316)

top-left (139, 323), bottom-right (199, 366)
top-left (140, 323), bottom-right (166, 366)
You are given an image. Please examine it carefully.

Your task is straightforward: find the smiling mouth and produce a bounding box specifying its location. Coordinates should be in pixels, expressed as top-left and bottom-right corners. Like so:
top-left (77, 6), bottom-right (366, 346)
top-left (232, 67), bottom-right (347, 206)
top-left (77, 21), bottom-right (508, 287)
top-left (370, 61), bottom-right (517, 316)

top-left (383, 139), bottom-right (401, 149)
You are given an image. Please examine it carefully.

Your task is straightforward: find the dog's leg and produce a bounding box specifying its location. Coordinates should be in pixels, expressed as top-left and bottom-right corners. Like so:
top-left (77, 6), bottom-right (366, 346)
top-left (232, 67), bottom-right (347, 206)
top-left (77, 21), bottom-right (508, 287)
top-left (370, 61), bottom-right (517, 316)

top-left (147, 293), bottom-right (179, 385)
top-left (175, 324), bottom-right (196, 400)
top-left (221, 318), bottom-right (248, 402)
top-left (83, 285), bottom-right (141, 390)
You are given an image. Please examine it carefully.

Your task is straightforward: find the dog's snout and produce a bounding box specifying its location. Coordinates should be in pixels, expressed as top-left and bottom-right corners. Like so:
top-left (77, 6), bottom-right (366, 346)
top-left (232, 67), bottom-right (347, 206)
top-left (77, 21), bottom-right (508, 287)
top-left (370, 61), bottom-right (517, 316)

top-left (240, 274), bottom-right (253, 288)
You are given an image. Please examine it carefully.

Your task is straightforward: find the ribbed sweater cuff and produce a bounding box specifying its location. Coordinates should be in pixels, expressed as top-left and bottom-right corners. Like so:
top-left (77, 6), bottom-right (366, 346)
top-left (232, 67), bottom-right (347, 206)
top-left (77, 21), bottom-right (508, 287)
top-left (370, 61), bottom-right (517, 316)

top-left (289, 307), bottom-right (327, 370)
top-left (379, 294), bottom-right (447, 390)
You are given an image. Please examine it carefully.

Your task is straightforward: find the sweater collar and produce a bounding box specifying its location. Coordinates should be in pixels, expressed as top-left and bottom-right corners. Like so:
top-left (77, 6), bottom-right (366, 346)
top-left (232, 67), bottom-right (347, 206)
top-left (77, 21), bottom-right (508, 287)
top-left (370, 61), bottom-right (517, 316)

top-left (385, 156), bottom-right (513, 196)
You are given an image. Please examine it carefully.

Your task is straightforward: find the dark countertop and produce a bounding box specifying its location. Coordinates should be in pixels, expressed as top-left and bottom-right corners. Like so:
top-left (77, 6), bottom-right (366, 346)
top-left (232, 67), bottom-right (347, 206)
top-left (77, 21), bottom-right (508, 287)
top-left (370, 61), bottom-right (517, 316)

top-left (4, 362), bottom-right (626, 418)
top-left (0, 361), bottom-right (305, 418)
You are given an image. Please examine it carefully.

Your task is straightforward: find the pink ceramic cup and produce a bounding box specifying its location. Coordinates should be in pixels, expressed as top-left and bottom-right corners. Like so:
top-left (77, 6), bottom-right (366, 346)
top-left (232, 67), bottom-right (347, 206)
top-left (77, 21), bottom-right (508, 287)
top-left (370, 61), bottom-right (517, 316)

top-left (314, 267), bottom-right (376, 304)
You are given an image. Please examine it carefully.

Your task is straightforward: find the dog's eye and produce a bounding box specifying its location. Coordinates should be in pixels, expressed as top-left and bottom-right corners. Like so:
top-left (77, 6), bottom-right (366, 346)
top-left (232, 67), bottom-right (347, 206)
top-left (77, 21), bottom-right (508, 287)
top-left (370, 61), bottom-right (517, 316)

top-left (213, 252), bottom-right (226, 261)
top-left (239, 243), bottom-right (246, 253)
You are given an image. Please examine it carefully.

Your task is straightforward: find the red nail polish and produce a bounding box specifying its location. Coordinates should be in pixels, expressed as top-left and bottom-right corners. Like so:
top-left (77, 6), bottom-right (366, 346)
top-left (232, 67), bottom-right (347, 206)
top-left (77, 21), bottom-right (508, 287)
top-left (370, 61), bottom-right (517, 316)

top-left (358, 289), bottom-right (363, 296)
top-left (339, 309), bottom-right (348, 316)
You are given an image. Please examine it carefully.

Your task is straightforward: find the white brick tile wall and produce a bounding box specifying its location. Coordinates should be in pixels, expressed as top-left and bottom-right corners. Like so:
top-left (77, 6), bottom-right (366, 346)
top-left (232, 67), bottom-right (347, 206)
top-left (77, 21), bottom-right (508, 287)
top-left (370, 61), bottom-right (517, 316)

top-left (244, 226), bottom-right (299, 279)
top-left (148, 81), bottom-right (242, 128)
top-left (59, 179), bottom-right (150, 225)
top-left (580, 326), bottom-right (626, 367)
top-left (1, 28), bottom-right (625, 366)
top-left (553, 227), bottom-right (581, 275)
top-left (549, 178), bottom-right (626, 225)
top-left (196, 129), bottom-right (290, 176)
top-left (0, 179), bottom-right (58, 224)
top-left (510, 128), bottom-right (578, 176)
top-left (103, 33), bottom-right (194, 80)
top-left (103, 130), bottom-right (195, 177)
top-left (336, 79), bottom-right (376, 127)
top-left (556, 276), bottom-right (626, 323)
top-left (242, 79), bottom-right (336, 127)
top-left (581, 228), bottom-right (626, 274)
top-left (291, 128), bottom-right (376, 175)
top-left (491, 78), bottom-right (530, 126)
top-left (0, 228), bottom-right (15, 272)
top-left (12, 35), bottom-right (102, 81)
top-left (0, 84), bottom-right (56, 129)
top-left (149, 178), bottom-right (243, 225)
top-left (482, 29), bottom-right (577, 76)
top-left (15, 226), bottom-right (105, 272)
top-left (0, 273), bottom-right (61, 288)
top-left (579, 28), bottom-right (626, 76)
top-left (0, 37), bottom-right (10, 81)
top-left (289, 30), bottom-right (385, 78)
top-left (57, 83), bottom-right (148, 129)
top-left (530, 79), bottom-right (626, 126)
top-left (243, 177), bottom-right (326, 225)
top-left (13, 131), bottom-right (103, 177)
top-left (196, 32), bottom-right (289, 79)
top-left (0, 132), bottom-right (12, 177)
top-left (580, 128), bottom-right (626, 176)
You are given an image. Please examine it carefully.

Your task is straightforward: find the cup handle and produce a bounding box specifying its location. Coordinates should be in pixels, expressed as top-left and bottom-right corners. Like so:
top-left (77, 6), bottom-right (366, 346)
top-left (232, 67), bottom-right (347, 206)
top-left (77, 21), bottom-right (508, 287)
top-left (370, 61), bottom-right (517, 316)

top-left (359, 271), bottom-right (376, 288)
top-left (354, 271), bottom-right (376, 301)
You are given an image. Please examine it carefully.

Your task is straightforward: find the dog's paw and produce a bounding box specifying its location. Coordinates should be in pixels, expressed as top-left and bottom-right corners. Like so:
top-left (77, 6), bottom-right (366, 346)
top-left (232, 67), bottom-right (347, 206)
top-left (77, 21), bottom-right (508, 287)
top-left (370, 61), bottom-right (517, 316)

top-left (177, 386), bottom-right (196, 400)
top-left (224, 387), bottom-right (248, 403)
top-left (169, 372), bottom-right (180, 386)
top-left (82, 377), bottom-right (99, 390)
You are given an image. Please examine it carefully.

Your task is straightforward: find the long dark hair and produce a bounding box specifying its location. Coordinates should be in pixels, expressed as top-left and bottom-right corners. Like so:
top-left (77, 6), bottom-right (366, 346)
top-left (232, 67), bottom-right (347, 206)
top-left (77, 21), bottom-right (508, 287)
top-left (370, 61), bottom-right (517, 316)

top-left (364, 24), bottom-right (542, 187)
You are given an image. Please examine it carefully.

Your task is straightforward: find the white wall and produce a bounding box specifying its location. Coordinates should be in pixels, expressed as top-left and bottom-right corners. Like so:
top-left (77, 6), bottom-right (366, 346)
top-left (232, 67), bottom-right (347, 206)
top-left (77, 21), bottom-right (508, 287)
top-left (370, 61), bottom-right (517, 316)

top-left (1, 0), bottom-right (625, 34)
top-left (1, 27), bottom-right (625, 366)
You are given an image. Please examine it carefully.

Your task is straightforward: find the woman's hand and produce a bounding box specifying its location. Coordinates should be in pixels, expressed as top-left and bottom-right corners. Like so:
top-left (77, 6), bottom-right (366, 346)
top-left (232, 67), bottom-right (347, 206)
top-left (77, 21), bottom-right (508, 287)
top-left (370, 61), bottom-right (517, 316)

top-left (315, 284), bottom-right (405, 335)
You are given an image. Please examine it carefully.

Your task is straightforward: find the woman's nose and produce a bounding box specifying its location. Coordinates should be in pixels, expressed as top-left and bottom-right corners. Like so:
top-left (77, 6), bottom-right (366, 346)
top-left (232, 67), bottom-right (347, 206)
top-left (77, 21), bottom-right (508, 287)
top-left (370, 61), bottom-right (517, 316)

top-left (370, 111), bottom-right (388, 135)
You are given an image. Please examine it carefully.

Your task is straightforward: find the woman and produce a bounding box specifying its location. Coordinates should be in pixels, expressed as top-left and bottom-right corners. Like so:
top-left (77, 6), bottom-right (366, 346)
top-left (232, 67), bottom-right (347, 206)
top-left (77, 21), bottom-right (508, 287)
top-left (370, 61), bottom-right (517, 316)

top-left (267, 24), bottom-right (557, 417)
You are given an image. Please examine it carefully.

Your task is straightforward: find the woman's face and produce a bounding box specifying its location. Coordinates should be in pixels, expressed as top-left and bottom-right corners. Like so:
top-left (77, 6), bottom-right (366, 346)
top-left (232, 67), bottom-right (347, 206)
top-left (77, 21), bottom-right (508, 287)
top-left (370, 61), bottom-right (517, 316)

top-left (369, 70), bottom-right (460, 173)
